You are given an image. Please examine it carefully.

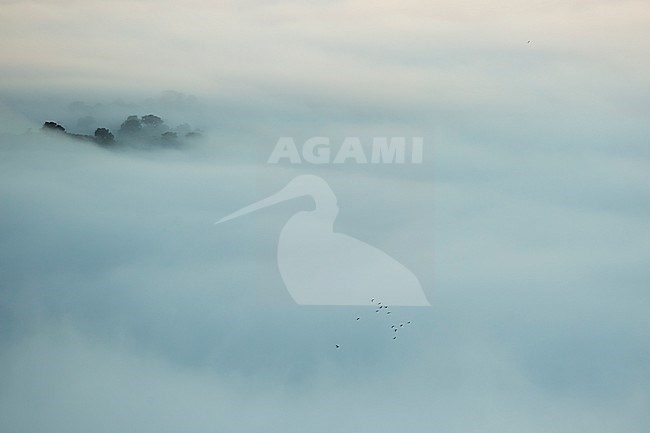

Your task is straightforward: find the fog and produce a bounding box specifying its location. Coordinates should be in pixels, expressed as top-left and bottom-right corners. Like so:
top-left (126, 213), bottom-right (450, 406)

top-left (1, 0), bottom-right (649, 432)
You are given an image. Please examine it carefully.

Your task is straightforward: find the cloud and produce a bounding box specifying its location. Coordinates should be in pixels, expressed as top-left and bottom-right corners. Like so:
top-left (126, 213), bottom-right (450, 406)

top-left (1, 0), bottom-right (649, 430)
top-left (1, 0), bottom-right (649, 109)
top-left (1, 126), bottom-right (648, 431)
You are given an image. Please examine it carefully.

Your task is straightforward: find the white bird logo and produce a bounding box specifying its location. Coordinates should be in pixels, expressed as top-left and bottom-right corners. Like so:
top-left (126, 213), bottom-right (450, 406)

top-left (217, 175), bottom-right (430, 306)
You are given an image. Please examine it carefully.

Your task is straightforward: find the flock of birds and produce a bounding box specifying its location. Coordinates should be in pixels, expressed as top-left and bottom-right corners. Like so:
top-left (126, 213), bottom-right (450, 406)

top-left (335, 298), bottom-right (413, 349)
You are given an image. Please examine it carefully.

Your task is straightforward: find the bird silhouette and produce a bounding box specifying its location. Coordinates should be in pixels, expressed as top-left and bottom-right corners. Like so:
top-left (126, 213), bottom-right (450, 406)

top-left (217, 175), bottom-right (430, 306)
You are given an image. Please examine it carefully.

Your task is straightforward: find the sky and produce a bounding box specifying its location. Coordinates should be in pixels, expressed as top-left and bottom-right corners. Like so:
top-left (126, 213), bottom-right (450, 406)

top-left (1, 0), bottom-right (649, 432)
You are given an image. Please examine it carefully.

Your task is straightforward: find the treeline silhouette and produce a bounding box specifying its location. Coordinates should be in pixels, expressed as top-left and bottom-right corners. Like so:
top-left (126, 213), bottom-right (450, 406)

top-left (41, 114), bottom-right (202, 148)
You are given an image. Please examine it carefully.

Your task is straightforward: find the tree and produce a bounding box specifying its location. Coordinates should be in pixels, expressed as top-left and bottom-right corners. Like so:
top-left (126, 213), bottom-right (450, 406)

top-left (161, 131), bottom-right (178, 144)
top-left (118, 115), bottom-right (142, 136)
top-left (174, 123), bottom-right (192, 137)
top-left (94, 128), bottom-right (115, 145)
top-left (41, 121), bottom-right (65, 133)
top-left (141, 114), bottom-right (163, 128)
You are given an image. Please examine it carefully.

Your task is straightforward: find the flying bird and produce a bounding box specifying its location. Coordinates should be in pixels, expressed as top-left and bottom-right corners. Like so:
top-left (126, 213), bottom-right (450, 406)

top-left (216, 175), bottom-right (429, 306)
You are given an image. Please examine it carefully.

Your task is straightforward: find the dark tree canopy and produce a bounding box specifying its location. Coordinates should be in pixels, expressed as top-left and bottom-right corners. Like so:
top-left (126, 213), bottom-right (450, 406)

top-left (94, 128), bottom-right (115, 145)
top-left (161, 131), bottom-right (178, 145)
top-left (141, 114), bottom-right (163, 128)
top-left (119, 115), bottom-right (142, 135)
top-left (41, 121), bottom-right (65, 133)
top-left (38, 113), bottom-right (198, 149)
